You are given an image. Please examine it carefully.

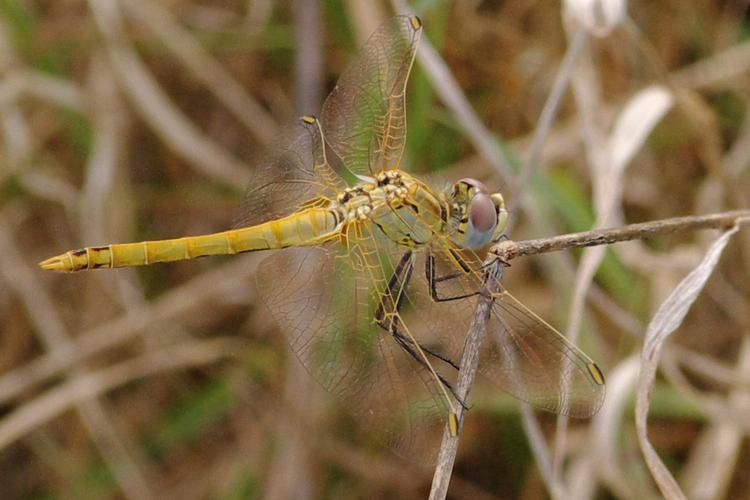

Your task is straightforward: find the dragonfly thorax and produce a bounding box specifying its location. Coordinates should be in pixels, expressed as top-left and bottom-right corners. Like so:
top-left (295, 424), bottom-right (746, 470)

top-left (336, 171), bottom-right (413, 213)
top-left (332, 171), bottom-right (443, 247)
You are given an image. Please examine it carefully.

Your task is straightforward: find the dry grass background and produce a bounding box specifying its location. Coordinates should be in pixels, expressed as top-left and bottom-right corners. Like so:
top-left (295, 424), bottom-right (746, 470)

top-left (1, 0), bottom-right (749, 499)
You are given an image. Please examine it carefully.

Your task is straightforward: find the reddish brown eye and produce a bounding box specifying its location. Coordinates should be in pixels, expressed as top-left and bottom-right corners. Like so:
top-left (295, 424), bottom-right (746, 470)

top-left (469, 193), bottom-right (497, 233)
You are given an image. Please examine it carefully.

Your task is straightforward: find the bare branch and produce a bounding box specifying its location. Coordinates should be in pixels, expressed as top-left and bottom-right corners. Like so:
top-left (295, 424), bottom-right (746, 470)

top-left (492, 210), bottom-right (750, 261)
top-left (429, 260), bottom-right (503, 499)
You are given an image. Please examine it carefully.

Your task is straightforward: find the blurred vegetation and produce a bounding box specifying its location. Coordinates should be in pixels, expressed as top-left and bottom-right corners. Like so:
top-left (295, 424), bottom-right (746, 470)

top-left (1, 1), bottom-right (749, 499)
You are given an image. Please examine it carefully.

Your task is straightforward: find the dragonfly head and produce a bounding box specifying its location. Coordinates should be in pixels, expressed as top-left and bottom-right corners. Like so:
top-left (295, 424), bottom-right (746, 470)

top-left (446, 178), bottom-right (508, 249)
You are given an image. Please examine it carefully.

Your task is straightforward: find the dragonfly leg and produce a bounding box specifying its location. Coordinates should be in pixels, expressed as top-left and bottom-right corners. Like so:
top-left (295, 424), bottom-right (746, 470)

top-left (377, 306), bottom-right (467, 407)
top-left (374, 250), bottom-right (413, 328)
top-left (373, 250), bottom-right (466, 407)
top-left (374, 250), bottom-right (461, 369)
top-left (390, 331), bottom-right (469, 410)
top-left (388, 327), bottom-right (460, 371)
top-left (426, 253), bottom-right (478, 302)
top-left (420, 343), bottom-right (460, 371)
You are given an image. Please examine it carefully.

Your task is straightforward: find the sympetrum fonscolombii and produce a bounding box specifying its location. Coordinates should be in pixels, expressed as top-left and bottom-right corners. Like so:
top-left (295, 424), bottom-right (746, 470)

top-left (40, 15), bottom-right (604, 462)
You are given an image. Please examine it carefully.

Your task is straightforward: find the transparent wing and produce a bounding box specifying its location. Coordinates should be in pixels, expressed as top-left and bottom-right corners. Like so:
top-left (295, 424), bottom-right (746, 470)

top-left (417, 242), bottom-right (606, 418)
top-left (234, 117), bottom-right (346, 228)
top-left (482, 289), bottom-right (606, 417)
top-left (255, 232), bottom-right (459, 464)
top-left (321, 15), bottom-right (422, 178)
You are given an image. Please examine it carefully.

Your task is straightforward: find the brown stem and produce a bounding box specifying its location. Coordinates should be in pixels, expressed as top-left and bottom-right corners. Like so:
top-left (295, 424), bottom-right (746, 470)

top-left (492, 210), bottom-right (750, 262)
top-left (429, 261), bottom-right (503, 500)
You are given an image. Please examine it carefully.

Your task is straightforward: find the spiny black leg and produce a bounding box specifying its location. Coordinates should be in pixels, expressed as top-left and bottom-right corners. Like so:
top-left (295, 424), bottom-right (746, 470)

top-left (391, 331), bottom-right (468, 410)
top-left (374, 250), bottom-right (413, 330)
top-left (374, 252), bottom-right (455, 372)
top-left (373, 250), bottom-right (468, 408)
top-left (390, 327), bottom-right (460, 371)
top-left (421, 344), bottom-right (460, 371)
top-left (426, 253), bottom-right (478, 302)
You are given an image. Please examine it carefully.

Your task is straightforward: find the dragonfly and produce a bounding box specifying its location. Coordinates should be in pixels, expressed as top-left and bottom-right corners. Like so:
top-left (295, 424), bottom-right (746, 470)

top-left (40, 15), bottom-right (605, 462)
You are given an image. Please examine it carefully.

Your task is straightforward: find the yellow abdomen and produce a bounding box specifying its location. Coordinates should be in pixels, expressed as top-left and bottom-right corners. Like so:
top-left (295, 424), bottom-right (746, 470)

top-left (39, 208), bottom-right (339, 273)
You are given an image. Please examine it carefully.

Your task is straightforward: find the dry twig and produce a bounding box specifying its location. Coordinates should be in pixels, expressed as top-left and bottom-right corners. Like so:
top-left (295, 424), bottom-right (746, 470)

top-left (492, 211), bottom-right (749, 261)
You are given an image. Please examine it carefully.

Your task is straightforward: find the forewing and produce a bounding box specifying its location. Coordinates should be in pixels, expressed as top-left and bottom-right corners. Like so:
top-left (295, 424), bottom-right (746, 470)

top-left (321, 15), bottom-right (422, 178)
top-left (255, 238), bottom-right (454, 463)
top-left (481, 289), bottom-right (606, 417)
top-left (234, 117), bottom-right (346, 228)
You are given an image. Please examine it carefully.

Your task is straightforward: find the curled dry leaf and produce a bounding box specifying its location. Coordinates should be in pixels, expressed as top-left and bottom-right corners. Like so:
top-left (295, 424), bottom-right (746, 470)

top-left (635, 225), bottom-right (739, 500)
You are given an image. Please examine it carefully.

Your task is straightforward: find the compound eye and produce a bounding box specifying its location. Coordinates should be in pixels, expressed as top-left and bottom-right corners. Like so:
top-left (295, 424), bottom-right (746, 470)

top-left (469, 193), bottom-right (497, 233)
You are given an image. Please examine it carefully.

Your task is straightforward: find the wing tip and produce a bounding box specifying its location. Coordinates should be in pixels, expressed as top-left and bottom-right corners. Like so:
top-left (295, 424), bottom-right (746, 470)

top-left (408, 15), bottom-right (423, 31)
top-left (587, 361), bottom-right (606, 386)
